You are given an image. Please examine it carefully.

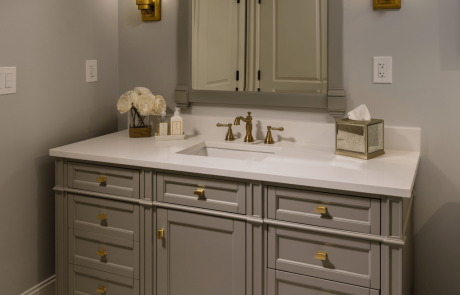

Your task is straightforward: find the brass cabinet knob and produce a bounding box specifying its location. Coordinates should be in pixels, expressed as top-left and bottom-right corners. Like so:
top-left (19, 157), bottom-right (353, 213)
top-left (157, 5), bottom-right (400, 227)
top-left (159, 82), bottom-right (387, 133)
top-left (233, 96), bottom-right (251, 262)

top-left (97, 214), bottom-right (107, 221)
top-left (315, 251), bottom-right (327, 261)
top-left (193, 189), bottom-right (205, 197)
top-left (97, 176), bottom-right (107, 183)
top-left (97, 250), bottom-right (107, 257)
top-left (157, 229), bottom-right (164, 239)
top-left (315, 206), bottom-right (327, 214)
top-left (96, 286), bottom-right (107, 293)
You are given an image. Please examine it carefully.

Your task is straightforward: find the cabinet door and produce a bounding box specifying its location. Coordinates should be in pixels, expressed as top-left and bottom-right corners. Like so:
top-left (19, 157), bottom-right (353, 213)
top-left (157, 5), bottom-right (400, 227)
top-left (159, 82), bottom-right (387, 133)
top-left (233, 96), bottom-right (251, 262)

top-left (259, 0), bottom-right (328, 93)
top-left (157, 209), bottom-right (246, 295)
top-left (192, 0), bottom-right (246, 91)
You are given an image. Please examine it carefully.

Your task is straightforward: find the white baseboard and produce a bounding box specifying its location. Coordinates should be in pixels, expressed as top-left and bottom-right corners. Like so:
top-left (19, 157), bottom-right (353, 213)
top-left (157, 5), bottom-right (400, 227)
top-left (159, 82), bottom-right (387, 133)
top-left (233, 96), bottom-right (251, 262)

top-left (20, 275), bottom-right (55, 295)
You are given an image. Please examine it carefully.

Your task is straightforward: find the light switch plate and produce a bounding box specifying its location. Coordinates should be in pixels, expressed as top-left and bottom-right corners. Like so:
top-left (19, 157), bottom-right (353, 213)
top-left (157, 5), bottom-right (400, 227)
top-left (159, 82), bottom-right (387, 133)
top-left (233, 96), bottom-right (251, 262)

top-left (374, 57), bottom-right (392, 84)
top-left (86, 60), bottom-right (97, 83)
top-left (0, 67), bottom-right (16, 95)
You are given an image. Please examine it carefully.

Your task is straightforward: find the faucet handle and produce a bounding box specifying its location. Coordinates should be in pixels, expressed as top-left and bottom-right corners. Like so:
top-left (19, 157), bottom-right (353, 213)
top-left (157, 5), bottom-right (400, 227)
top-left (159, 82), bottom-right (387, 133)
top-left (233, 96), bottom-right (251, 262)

top-left (264, 126), bottom-right (284, 144)
top-left (217, 123), bottom-right (235, 141)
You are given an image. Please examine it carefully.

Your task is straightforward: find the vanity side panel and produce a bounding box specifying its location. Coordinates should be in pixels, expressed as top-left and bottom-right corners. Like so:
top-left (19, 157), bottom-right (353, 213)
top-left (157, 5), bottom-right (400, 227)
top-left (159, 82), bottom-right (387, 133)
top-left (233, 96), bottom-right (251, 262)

top-left (55, 158), bottom-right (67, 295)
top-left (402, 195), bottom-right (414, 295)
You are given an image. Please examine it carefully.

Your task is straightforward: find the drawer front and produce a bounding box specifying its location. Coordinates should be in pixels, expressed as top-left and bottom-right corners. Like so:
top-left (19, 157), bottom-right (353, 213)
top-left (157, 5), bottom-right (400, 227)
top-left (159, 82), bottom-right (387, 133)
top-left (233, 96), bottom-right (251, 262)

top-left (157, 173), bottom-right (246, 214)
top-left (268, 226), bottom-right (380, 289)
top-left (268, 269), bottom-right (376, 295)
top-left (268, 187), bottom-right (380, 234)
top-left (68, 194), bottom-right (139, 241)
top-left (69, 264), bottom-right (139, 295)
top-left (68, 162), bottom-right (140, 199)
top-left (69, 229), bottom-right (139, 279)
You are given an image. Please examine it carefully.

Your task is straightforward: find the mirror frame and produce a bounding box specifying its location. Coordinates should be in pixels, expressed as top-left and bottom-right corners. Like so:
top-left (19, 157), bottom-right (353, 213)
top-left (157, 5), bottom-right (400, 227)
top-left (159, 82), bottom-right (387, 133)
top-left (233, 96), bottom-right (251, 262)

top-left (175, 0), bottom-right (345, 118)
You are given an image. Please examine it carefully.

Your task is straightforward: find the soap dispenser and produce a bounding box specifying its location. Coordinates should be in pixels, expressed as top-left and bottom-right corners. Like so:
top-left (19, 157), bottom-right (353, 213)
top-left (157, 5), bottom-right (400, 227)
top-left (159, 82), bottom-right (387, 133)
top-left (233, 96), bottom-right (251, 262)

top-left (157, 109), bottom-right (170, 136)
top-left (170, 107), bottom-right (183, 136)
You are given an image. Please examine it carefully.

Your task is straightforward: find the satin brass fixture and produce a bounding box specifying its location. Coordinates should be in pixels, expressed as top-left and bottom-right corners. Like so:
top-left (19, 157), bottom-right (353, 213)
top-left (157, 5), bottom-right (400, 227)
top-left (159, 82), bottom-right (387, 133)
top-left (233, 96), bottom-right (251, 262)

top-left (315, 206), bottom-right (327, 214)
top-left (373, 0), bottom-right (401, 10)
top-left (97, 250), bottom-right (107, 257)
top-left (96, 176), bottom-right (107, 183)
top-left (234, 112), bottom-right (254, 142)
top-left (264, 126), bottom-right (284, 144)
top-left (97, 214), bottom-right (107, 221)
top-left (193, 189), bottom-right (205, 197)
top-left (157, 229), bottom-right (164, 239)
top-left (217, 123), bottom-right (235, 141)
top-left (96, 286), bottom-right (107, 293)
top-left (315, 251), bottom-right (327, 261)
top-left (137, 0), bottom-right (161, 21)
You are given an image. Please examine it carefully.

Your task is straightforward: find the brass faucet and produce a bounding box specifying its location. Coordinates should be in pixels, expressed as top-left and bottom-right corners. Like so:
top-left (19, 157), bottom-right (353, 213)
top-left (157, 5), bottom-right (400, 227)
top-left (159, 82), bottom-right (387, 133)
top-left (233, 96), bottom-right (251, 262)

top-left (234, 112), bottom-right (255, 142)
top-left (216, 123), bottom-right (235, 141)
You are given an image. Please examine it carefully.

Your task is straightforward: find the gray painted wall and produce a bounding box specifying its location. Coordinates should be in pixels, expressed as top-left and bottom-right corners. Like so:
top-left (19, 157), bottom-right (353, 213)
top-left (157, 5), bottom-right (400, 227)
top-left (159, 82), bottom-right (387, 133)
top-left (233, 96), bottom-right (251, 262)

top-left (0, 0), bottom-right (119, 294)
top-left (118, 0), bottom-right (460, 294)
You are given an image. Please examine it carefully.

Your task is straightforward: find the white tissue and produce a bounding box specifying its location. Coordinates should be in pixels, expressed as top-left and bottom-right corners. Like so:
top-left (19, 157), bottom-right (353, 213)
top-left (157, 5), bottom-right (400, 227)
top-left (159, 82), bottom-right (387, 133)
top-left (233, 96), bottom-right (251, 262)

top-left (348, 104), bottom-right (371, 121)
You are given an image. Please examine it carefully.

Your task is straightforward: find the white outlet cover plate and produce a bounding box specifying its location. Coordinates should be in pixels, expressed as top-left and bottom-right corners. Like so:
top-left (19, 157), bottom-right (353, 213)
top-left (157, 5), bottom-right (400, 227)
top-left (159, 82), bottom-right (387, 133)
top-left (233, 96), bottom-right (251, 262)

top-left (0, 67), bottom-right (16, 95)
top-left (86, 60), bottom-right (97, 83)
top-left (374, 56), bottom-right (392, 84)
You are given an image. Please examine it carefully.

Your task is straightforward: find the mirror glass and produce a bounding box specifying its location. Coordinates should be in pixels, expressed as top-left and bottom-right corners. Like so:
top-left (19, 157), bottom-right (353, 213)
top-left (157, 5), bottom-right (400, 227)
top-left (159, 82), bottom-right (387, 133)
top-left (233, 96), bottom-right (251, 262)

top-left (191, 0), bottom-right (328, 94)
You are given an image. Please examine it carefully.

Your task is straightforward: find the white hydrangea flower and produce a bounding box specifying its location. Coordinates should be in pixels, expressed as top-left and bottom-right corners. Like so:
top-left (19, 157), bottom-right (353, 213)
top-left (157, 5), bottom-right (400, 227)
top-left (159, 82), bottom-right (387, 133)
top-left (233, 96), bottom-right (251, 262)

top-left (134, 87), bottom-right (152, 96)
top-left (136, 94), bottom-right (156, 116)
top-left (153, 95), bottom-right (166, 115)
top-left (117, 93), bottom-right (132, 114)
top-left (125, 90), bottom-right (140, 107)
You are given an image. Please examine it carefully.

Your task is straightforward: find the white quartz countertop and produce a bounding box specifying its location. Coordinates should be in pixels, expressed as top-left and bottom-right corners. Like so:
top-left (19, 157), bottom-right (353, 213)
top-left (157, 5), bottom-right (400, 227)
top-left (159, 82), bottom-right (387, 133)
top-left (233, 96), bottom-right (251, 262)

top-left (50, 130), bottom-right (420, 198)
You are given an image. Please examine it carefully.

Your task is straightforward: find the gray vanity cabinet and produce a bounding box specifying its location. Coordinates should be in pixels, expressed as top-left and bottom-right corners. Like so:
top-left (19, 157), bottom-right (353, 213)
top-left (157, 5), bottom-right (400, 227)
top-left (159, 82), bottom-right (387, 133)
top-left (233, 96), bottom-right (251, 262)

top-left (156, 209), bottom-right (246, 295)
top-left (54, 159), bottom-right (413, 295)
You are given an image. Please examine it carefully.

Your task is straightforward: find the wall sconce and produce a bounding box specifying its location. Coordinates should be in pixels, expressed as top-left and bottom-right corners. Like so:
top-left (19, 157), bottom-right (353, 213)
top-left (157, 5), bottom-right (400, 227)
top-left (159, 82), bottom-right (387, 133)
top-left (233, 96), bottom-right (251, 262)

top-left (136, 0), bottom-right (161, 21)
top-left (374, 0), bottom-right (401, 10)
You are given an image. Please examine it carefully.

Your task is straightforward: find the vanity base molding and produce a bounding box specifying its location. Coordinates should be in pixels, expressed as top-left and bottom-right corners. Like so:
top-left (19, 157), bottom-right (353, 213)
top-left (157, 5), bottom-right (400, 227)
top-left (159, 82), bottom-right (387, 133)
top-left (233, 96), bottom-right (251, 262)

top-left (54, 158), bottom-right (414, 295)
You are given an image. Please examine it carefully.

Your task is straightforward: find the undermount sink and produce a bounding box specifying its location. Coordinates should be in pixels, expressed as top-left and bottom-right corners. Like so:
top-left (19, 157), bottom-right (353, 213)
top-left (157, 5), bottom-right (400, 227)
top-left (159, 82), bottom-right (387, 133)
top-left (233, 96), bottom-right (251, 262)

top-left (177, 141), bottom-right (282, 161)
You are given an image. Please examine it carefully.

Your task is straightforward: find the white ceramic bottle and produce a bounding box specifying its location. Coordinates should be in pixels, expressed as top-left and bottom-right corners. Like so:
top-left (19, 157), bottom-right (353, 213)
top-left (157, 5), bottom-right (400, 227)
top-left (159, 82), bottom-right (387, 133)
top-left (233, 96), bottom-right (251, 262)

top-left (170, 107), bottom-right (183, 136)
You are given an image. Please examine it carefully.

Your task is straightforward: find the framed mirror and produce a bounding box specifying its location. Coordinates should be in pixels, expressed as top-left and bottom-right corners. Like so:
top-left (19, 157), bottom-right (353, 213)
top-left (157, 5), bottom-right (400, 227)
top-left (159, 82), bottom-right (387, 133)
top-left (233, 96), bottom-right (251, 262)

top-left (175, 0), bottom-right (345, 118)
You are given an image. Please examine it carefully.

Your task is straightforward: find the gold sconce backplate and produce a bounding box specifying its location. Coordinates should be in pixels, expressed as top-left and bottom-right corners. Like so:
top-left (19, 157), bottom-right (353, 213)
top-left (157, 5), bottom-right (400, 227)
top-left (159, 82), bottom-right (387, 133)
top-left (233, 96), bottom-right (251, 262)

top-left (137, 0), bottom-right (161, 21)
top-left (374, 0), bottom-right (401, 10)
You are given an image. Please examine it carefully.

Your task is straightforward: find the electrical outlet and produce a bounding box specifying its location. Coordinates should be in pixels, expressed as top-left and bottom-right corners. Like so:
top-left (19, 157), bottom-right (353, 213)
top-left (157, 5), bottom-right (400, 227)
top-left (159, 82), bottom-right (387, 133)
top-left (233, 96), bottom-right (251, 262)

top-left (374, 57), bottom-right (392, 84)
top-left (86, 60), bottom-right (97, 83)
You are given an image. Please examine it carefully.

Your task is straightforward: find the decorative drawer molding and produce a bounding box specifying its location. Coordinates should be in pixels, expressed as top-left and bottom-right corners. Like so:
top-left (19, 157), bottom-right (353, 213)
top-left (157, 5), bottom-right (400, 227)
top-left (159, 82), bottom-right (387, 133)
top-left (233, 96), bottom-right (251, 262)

top-left (157, 172), bottom-right (246, 214)
top-left (68, 161), bottom-right (140, 199)
top-left (69, 229), bottom-right (139, 279)
top-left (267, 186), bottom-right (380, 235)
top-left (68, 194), bottom-right (140, 241)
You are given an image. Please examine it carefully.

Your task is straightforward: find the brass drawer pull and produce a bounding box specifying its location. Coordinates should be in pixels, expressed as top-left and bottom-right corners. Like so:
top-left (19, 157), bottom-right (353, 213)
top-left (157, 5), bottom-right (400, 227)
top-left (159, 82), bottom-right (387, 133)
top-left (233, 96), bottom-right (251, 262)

top-left (97, 250), bottom-right (107, 257)
top-left (315, 251), bottom-right (327, 261)
top-left (157, 229), bottom-right (164, 239)
top-left (97, 214), bottom-right (107, 221)
top-left (96, 286), bottom-right (107, 293)
top-left (193, 189), bottom-right (205, 197)
top-left (97, 176), bottom-right (107, 183)
top-left (315, 206), bottom-right (327, 214)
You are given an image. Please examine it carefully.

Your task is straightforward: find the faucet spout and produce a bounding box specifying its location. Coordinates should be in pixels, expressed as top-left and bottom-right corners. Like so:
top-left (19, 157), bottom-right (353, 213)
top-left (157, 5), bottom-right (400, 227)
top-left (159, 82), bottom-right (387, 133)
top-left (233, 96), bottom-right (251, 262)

top-left (234, 112), bottom-right (254, 142)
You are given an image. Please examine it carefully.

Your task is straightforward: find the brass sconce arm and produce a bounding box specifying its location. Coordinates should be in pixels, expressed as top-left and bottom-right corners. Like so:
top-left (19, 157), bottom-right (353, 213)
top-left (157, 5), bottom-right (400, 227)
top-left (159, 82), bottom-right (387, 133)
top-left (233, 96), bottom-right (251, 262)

top-left (136, 0), bottom-right (161, 21)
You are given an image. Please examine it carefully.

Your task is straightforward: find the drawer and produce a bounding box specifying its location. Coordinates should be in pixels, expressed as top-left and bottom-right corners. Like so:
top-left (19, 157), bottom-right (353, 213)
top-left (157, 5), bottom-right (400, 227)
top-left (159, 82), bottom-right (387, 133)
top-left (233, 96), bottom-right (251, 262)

top-left (69, 229), bottom-right (139, 279)
top-left (267, 186), bottom-right (380, 235)
top-left (268, 269), bottom-right (378, 295)
top-left (68, 162), bottom-right (140, 199)
top-left (157, 173), bottom-right (246, 214)
top-left (268, 225), bottom-right (380, 289)
top-left (69, 264), bottom-right (139, 295)
top-left (68, 194), bottom-right (139, 241)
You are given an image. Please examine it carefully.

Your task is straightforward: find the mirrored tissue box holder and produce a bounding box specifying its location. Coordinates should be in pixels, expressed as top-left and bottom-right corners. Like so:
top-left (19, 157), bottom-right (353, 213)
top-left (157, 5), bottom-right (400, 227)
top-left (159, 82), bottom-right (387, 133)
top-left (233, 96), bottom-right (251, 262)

top-left (335, 118), bottom-right (385, 160)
